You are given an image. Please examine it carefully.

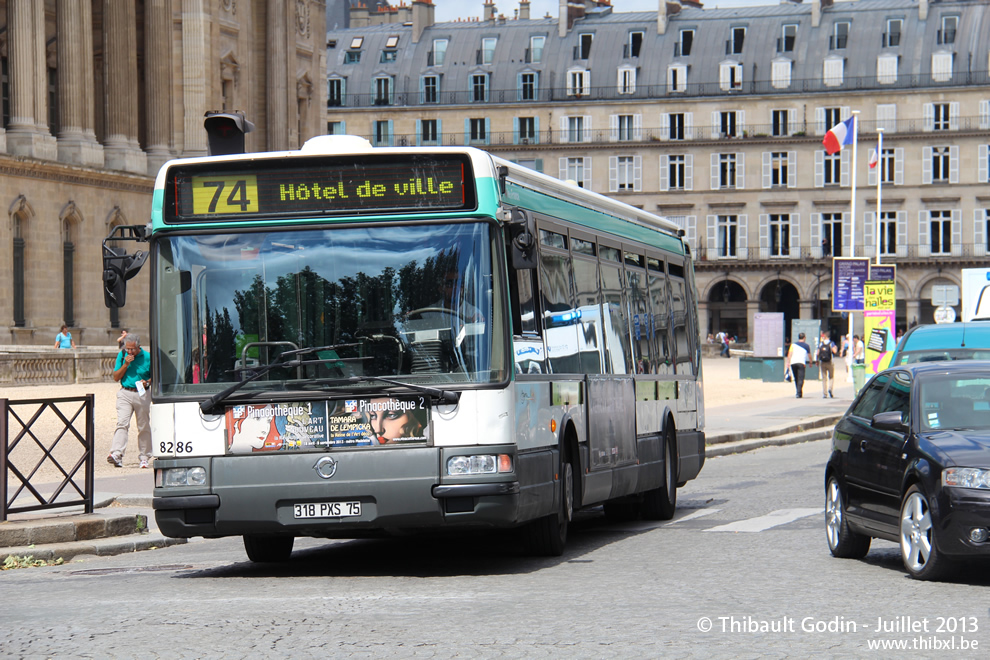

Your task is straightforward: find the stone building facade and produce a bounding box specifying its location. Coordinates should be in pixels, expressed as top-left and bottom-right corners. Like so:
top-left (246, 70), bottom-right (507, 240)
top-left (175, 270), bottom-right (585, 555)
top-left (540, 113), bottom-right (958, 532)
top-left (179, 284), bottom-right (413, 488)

top-left (326, 0), bottom-right (990, 344)
top-left (0, 0), bottom-right (327, 347)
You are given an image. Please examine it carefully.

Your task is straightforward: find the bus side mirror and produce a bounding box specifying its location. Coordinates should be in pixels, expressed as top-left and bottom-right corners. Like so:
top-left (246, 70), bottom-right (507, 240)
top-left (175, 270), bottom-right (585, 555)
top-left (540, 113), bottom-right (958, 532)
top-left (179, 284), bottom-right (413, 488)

top-left (508, 208), bottom-right (537, 270)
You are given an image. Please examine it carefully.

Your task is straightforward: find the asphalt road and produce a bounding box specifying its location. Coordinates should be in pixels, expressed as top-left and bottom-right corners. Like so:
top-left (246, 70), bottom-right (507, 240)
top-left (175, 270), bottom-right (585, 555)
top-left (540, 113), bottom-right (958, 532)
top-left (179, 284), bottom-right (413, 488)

top-left (3, 438), bottom-right (987, 658)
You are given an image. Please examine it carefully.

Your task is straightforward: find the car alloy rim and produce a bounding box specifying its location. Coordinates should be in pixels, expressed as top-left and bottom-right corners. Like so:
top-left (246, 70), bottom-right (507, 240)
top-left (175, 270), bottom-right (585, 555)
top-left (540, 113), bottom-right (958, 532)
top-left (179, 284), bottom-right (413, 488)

top-left (900, 492), bottom-right (933, 572)
top-left (825, 480), bottom-right (842, 549)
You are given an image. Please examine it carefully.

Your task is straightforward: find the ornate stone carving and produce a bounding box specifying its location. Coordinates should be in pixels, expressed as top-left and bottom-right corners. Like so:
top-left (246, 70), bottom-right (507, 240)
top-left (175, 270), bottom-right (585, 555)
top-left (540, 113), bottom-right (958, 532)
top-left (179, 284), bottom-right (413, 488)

top-left (221, 0), bottom-right (236, 14)
top-left (297, 0), bottom-right (311, 38)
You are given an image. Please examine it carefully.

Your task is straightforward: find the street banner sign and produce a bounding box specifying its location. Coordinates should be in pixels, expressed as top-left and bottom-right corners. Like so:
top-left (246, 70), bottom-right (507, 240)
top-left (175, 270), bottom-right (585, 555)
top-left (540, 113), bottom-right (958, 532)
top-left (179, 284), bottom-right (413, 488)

top-left (832, 258), bottom-right (870, 312)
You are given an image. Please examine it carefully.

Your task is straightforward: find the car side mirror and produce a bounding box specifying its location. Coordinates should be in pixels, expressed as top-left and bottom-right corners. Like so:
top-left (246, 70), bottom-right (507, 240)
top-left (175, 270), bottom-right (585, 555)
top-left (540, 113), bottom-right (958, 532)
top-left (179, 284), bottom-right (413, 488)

top-left (872, 410), bottom-right (908, 433)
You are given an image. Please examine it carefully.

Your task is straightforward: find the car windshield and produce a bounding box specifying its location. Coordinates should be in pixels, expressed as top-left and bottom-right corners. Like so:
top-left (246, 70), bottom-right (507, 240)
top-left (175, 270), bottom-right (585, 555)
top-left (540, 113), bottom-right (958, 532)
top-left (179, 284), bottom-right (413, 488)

top-left (154, 222), bottom-right (506, 396)
top-left (919, 374), bottom-right (990, 431)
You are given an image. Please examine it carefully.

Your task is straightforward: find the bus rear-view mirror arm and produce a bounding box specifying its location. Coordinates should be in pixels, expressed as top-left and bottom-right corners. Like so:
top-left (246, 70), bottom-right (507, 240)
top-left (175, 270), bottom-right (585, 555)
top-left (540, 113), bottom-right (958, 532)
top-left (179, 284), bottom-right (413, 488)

top-left (508, 208), bottom-right (537, 270)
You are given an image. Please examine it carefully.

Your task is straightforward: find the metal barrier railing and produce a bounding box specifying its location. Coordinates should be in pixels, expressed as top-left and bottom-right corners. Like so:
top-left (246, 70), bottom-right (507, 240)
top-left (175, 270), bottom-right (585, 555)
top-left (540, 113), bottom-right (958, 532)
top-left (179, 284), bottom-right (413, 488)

top-left (0, 395), bottom-right (95, 521)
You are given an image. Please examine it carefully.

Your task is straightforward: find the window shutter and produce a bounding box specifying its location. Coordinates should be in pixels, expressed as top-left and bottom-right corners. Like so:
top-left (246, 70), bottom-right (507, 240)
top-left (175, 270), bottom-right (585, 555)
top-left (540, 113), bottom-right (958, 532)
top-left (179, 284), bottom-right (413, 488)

top-left (485, 118), bottom-right (491, 144)
top-left (896, 211), bottom-right (907, 257)
top-left (559, 157), bottom-right (568, 180)
top-left (685, 112), bottom-right (694, 140)
top-left (659, 155), bottom-right (669, 191)
top-left (762, 152), bottom-right (772, 189)
top-left (609, 156), bottom-right (618, 193)
top-left (465, 117), bottom-right (471, 144)
top-left (918, 211), bottom-right (931, 257)
top-left (685, 155), bottom-right (693, 190)
top-left (810, 213), bottom-right (821, 256)
top-left (759, 213), bottom-right (770, 251)
top-left (513, 117), bottom-right (520, 145)
top-left (786, 109), bottom-right (794, 136)
top-left (736, 153), bottom-right (745, 190)
top-left (583, 158), bottom-right (592, 190)
top-left (387, 120), bottom-right (394, 146)
top-left (949, 145), bottom-right (959, 184)
top-left (515, 73), bottom-right (522, 101)
top-left (534, 159), bottom-right (543, 173)
top-left (686, 216), bottom-right (697, 251)
top-left (840, 150), bottom-right (850, 187)
top-left (583, 115), bottom-right (592, 143)
top-left (894, 147), bottom-right (904, 185)
top-left (950, 209), bottom-right (962, 256)
top-left (790, 213), bottom-right (801, 258)
top-left (863, 212), bottom-right (875, 260)
top-left (660, 113), bottom-right (670, 141)
top-left (815, 150), bottom-right (824, 187)
top-left (532, 117), bottom-right (538, 143)
top-left (633, 114), bottom-right (642, 141)
top-left (975, 210), bottom-right (987, 257)
top-left (980, 145), bottom-right (989, 183)
top-left (950, 102), bottom-right (960, 130)
top-left (582, 70), bottom-right (591, 95)
top-left (981, 100), bottom-right (990, 129)
top-left (737, 215), bottom-right (749, 259)
top-left (815, 107), bottom-right (826, 135)
top-left (922, 146), bottom-right (933, 184)
top-left (416, 119), bottom-right (423, 145)
top-left (923, 103), bottom-right (934, 131)
top-left (787, 151), bottom-right (797, 188)
top-left (868, 154), bottom-right (877, 186)
top-left (739, 110), bottom-right (746, 135)
top-left (710, 153), bottom-right (719, 190)
top-left (712, 111), bottom-right (720, 138)
top-left (634, 156), bottom-right (642, 192)
top-left (842, 213), bottom-right (851, 257)
top-left (707, 215), bottom-right (718, 260)
top-left (609, 115), bottom-right (618, 142)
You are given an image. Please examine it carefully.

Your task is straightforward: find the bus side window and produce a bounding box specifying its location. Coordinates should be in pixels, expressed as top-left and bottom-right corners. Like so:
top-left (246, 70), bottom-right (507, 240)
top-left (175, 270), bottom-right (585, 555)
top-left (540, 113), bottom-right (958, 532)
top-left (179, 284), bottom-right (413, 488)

top-left (539, 251), bottom-right (581, 374)
top-left (668, 261), bottom-right (694, 376)
top-left (647, 258), bottom-right (672, 374)
top-left (513, 268), bottom-right (538, 335)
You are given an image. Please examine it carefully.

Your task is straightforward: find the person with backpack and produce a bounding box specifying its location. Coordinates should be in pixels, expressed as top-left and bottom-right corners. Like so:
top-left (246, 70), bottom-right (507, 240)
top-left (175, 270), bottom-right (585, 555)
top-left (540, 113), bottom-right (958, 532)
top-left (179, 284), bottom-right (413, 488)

top-left (816, 330), bottom-right (838, 398)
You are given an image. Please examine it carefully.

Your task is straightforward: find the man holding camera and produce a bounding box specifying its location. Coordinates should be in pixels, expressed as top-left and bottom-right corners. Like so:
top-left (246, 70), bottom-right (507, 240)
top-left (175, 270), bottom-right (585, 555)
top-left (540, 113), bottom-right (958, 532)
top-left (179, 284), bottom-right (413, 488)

top-left (107, 334), bottom-right (152, 469)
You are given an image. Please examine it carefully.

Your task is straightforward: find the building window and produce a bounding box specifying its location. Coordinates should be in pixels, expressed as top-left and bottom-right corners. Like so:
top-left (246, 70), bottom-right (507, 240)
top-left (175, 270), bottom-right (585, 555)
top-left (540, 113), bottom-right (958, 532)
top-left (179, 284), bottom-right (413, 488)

top-left (374, 120), bottom-right (392, 146)
top-left (831, 21), bottom-right (849, 49)
top-left (877, 104), bottom-right (897, 132)
top-left (932, 103), bottom-right (951, 130)
top-left (374, 77), bottom-right (392, 105)
top-left (771, 110), bottom-right (790, 137)
top-left (567, 69), bottom-right (590, 96)
top-left (729, 27), bottom-right (745, 54)
top-left (779, 24), bottom-right (797, 52)
top-left (880, 148), bottom-right (895, 183)
top-left (433, 39), bottom-right (448, 66)
top-left (420, 119), bottom-right (439, 145)
top-left (380, 50), bottom-right (398, 63)
top-left (824, 152), bottom-right (841, 186)
top-left (613, 156), bottom-right (640, 191)
top-left (617, 114), bottom-right (636, 141)
top-left (471, 74), bottom-right (488, 102)
top-left (931, 146), bottom-right (950, 182)
top-left (2, 57), bottom-right (10, 128)
top-left (423, 75), bottom-right (439, 104)
top-left (720, 62), bottom-right (743, 90)
top-left (879, 211), bottom-right (897, 255)
top-left (529, 36), bottom-right (545, 63)
top-left (771, 152), bottom-right (789, 187)
top-left (718, 215), bottom-right (738, 258)
top-left (627, 32), bottom-right (643, 58)
top-left (769, 214), bottom-right (790, 257)
top-left (564, 157), bottom-right (589, 188)
top-left (877, 55), bottom-right (898, 84)
top-left (344, 51), bottom-right (361, 64)
top-left (824, 58), bottom-right (844, 86)
top-left (822, 213), bottom-right (843, 257)
top-left (327, 121), bottom-right (345, 135)
top-left (667, 155), bottom-right (688, 190)
top-left (929, 210), bottom-right (952, 254)
top-left (932, 52), bottom-right (953, 82)
top-left (667, 113), bottom-right (686, 140)
top-left (328, 78), bottom-right (345, 107)
top-left (519, 117), bottom-right (536, 143)
top-left (677, 29), bottom-right (693, 56)
top-left (481, 37), bottom-right (497, 64)
top-left (617, 67), bottom-right (636, 94)
top-left (568, 116), bottom-right (586, 143)
top-left (719, 154), bottom-right (737, 188)
top-left (468, 118), bottom-right (488, 144)
top-left (939, 16), bottom-right (957, 45)
top-left (13, 216), bottom-right (25, 326)
top-left (772, 60), bottom-right (792, 89)
top-left (668, 64), bottom-right (687, 92)
top-left (62, 219), bottom-right (74, 325)
top-left (578, 33), bottom-right (593, 59)
top-left (48, 67), bottom-right (58, 135)
top-left (719, 111), bottom-right (739, 138)
top-left (520, 72), bottom-right (537, 101)
top-left (884, 19), bottom-right (902, 47)
top-left (823, 107), bottom-right (843, 132)
top-left (385, 36), bottom-right (399, 49)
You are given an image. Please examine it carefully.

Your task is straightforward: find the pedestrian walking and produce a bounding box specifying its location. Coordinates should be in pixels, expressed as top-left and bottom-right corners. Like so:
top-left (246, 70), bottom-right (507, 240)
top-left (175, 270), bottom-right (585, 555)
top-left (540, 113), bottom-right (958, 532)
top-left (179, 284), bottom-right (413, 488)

top-left (816, 330), bottom-right (838, 398)
top-left (785, 332), bottom-right (811, 398)
top-left (108, 334), bottom-right (152, 469)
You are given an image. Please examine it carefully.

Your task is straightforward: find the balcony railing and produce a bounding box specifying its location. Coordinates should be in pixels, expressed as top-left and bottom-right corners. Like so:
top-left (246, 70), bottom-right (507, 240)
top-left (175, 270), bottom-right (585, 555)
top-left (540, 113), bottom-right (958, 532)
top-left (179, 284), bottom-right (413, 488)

top-left (326, 70), bottom-right (990, 110)
top-left (695, 243), bottom-right (989, 265)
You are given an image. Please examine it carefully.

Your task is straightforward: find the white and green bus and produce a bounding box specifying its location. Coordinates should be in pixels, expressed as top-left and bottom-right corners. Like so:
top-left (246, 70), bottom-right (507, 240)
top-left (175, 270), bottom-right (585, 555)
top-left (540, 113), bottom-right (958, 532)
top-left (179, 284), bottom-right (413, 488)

top-left (105, 136), bottom-right (705, 561)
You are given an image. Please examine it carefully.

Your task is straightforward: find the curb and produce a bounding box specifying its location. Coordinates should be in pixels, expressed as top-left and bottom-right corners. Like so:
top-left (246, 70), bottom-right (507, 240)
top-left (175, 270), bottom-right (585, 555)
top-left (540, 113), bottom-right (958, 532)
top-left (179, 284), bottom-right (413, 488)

top-left (706, 414), bottom-right (840, 446)
top-left (706, 427), bottom-right (833, 458)
top-left (1, 532), bottom-right (187, 564)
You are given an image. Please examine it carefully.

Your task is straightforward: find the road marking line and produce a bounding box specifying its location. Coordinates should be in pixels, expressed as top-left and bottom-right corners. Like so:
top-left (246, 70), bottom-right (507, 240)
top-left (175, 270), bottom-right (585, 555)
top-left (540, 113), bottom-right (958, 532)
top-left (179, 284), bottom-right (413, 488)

top-left (703, 508), bottom-right (823, 533)
top-left (664, 508), bottom-right (721, 525)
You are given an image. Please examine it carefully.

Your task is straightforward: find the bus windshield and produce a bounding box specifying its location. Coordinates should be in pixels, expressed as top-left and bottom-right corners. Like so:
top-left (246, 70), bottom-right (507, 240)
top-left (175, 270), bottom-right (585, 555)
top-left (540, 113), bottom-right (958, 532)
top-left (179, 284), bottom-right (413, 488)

top-left (155, 221), bottom-right (504, 396)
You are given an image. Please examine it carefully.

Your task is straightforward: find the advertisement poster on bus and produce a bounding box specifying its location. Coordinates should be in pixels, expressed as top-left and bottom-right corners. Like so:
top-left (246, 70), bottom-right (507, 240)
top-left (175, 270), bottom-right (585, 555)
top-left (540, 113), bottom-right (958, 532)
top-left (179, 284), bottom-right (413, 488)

top-left (225, 397), bottom-right (429, 453)
top-left (961, 267), bottom-right (990, 322)
top-left (863, 280), bottom-right (896, 375)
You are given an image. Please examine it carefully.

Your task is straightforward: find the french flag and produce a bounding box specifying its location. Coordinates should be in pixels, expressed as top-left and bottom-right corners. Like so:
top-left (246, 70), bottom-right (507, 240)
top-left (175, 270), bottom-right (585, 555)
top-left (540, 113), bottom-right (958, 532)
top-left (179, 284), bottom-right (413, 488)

top-left (868, 149), bottom-right (878, 169)
top-left (822, 117), bottom-right (856, 155)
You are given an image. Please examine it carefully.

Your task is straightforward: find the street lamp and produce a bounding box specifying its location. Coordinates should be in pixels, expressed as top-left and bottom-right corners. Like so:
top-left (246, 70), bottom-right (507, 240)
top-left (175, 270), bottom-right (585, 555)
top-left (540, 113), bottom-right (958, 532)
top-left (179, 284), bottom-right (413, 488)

top-left (722, 271), bottom-right (731, 303)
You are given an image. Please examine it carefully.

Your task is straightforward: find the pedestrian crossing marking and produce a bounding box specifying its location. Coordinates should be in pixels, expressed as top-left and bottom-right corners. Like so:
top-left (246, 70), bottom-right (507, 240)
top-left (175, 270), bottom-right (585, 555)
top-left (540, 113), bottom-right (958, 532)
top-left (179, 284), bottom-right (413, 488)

top-left (664, 508), bottom-right (721, 525)
top-left (702, 508), bottom-right (822, 533)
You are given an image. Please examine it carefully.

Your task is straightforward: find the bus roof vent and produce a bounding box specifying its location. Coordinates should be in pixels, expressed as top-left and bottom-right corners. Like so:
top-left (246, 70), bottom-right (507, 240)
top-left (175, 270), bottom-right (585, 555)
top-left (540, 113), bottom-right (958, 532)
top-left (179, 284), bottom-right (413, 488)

top-left (301, 135), bottom-right (373, 154)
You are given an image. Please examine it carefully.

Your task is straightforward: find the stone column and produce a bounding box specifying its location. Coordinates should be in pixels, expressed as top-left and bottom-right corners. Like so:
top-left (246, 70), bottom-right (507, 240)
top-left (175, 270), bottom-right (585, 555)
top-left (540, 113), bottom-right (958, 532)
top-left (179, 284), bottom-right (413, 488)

top-left (103, 0), bottom-right (147, 173)
top-left (745, 300), bottom-right (760, 345)
top-left (799, 299), bottom-right (816, 319)
top-left (697, 301), bottom-right (710, 339)
top-left (181, 0), bottom-right (208, 157)
top-left (905, 298), bottom-right (922, 327)
top-left (145, 0), bottom-right (174, 174)
top-left (6, 0), bottom-right (57, 158)
top-left (267, 0), bottom-right (289, 151)
top-left (56, 0), bottom-right (104, 166)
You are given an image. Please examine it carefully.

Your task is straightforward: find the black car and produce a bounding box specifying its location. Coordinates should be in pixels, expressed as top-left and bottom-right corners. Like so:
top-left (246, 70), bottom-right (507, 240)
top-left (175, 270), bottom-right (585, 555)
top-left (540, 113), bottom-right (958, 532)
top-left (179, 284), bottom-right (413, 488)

top-left (825, 362), bottom-right (990, 580)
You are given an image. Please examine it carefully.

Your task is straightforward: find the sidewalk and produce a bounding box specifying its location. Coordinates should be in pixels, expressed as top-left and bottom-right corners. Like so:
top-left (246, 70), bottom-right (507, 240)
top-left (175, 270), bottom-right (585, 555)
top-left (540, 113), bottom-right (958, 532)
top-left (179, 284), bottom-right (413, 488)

top-left (1, 355), bottom-right (855, 562)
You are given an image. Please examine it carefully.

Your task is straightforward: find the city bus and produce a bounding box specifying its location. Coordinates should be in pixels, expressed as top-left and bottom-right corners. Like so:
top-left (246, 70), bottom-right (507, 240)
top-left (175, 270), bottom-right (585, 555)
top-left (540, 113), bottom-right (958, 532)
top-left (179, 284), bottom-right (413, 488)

top-left (103, 136), bottom-right (705, 561)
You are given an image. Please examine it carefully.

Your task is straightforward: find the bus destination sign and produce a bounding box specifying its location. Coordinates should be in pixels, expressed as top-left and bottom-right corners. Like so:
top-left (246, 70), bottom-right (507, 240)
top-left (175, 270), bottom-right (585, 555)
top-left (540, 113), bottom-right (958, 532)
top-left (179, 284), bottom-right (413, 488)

top-left (167, 155), bottom-right (474, 222)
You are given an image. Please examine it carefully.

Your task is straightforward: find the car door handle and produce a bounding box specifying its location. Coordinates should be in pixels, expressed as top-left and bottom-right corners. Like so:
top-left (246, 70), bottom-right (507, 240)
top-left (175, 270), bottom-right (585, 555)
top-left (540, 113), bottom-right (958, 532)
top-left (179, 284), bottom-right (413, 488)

top-left (859, 439), bottom-right (868, 452)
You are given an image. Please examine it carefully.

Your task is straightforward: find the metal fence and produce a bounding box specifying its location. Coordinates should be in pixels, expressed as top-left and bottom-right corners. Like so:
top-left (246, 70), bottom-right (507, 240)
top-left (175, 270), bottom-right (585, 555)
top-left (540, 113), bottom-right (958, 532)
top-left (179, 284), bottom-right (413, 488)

top-left (1, 395), bottom-right (95, 521)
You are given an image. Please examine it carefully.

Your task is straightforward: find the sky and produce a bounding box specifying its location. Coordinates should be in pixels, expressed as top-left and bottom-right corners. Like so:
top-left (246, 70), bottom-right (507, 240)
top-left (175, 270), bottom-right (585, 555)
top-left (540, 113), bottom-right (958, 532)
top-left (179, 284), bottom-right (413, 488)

top-left (432, 0), bottom-right (780, 23)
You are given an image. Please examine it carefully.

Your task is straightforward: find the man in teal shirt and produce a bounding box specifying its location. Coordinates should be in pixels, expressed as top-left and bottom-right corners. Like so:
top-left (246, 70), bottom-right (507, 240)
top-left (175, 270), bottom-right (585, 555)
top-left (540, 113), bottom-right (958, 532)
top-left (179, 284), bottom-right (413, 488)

top-left (108, 334), bottom-right (152, 468)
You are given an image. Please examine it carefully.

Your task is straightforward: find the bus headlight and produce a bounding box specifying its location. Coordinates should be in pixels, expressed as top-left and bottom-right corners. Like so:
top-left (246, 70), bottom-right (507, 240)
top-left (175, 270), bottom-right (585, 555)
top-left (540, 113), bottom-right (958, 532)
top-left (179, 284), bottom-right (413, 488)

top-left (160, 466), bottom-right (208, 487)
top-left (447, 454), bottom-right (512, 475)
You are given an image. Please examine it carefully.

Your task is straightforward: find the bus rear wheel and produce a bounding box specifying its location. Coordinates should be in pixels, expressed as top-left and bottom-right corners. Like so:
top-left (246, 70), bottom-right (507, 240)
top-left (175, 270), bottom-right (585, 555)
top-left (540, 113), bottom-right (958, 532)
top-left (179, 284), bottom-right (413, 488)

top-left (525, 455), bottom-right (573, 556)
top-left (642, 428), bottom-right (677, 521)
top-left (243, 535), bottom-right (294, 562)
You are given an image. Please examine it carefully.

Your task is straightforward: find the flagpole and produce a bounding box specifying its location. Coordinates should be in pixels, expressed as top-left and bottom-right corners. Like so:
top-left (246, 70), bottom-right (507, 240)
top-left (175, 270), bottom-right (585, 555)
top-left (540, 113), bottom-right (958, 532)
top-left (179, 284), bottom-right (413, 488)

top-left (849, 111), bottom-right (859, 373)
top-left (876, 128), bottom-right (883, 267)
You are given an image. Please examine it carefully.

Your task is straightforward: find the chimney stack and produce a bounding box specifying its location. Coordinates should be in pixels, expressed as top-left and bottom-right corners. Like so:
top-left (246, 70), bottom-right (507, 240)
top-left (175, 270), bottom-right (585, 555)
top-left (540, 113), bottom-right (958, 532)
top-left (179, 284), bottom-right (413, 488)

top-left (412, 0), bottom-right (435, 43)
top-left (519, 0), bottom-right (530, 20)
top-left (484, 1), bottom-right (497, 22)
top-left (919, 0), bottom-right (928, 21)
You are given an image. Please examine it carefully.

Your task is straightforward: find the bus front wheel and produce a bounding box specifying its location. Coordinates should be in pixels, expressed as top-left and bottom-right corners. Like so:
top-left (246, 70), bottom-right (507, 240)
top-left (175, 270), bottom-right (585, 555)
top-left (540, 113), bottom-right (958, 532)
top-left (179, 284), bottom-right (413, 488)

top-left (243, 535), bottom-right (294, 563)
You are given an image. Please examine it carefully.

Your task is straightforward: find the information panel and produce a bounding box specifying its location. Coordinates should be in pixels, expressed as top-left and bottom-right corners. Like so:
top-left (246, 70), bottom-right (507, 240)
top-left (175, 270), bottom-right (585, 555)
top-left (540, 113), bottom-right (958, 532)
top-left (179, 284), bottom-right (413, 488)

top-left (832, 258), bottom-right (871, 312)
top-left (167, 154), bottom-right (474, 222)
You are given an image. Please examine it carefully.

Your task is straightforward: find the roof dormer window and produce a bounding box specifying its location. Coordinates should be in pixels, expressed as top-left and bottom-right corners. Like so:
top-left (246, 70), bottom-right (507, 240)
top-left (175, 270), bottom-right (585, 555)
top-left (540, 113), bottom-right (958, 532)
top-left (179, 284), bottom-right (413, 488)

top-left (350, 37), bottom-right (364, 50)
top-left (385, 36), bottom-right (399, 48)
top-left (727, 27), bottom-right (745, 55)
top-left (883, 19), bottom-right (901, 47)
top-left (830, 22), bottom-right (849, 50)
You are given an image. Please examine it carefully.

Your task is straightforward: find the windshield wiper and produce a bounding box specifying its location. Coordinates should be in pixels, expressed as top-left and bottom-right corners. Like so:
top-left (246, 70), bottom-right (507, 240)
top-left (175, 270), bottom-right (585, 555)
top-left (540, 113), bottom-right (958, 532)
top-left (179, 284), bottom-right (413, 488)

top-left (199, 344), bottom-right (358, 415)
top-left (348, 375), bottom-right (461, 405)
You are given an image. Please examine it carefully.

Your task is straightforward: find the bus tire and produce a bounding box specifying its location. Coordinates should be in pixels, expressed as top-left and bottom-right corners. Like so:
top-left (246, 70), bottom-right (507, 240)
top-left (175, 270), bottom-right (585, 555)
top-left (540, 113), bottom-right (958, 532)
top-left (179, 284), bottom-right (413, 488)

top-left (524, 452), bottom-right (573, 556)
top-left (642, 427), bottom-right (677, 521)
top-left (243, 535), bottom-right (294, 562)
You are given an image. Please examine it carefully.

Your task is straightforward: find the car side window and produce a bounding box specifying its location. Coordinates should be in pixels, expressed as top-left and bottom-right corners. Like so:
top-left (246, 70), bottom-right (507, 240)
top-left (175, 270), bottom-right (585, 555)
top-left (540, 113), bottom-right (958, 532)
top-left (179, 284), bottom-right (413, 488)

top-left (851, 374), bottom-right (890, 419)
top-left (877, 371), bottom-right (911, 426)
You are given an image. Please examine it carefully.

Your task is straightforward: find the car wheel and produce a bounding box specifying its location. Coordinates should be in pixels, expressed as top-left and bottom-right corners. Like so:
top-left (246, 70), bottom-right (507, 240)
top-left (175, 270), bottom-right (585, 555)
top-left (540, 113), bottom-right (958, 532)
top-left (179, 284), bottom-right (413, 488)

top-left (525, 454), bottom-right (573, 556)
top-left (643, 428), bottom-right (677, 521)
top-left (900, 485), bottom-right (953, 581)
top-left (825, 476), bottom-right (871, 558)
top-left (243, 535), bottom-right (294, 563)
